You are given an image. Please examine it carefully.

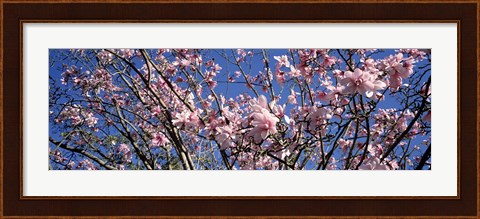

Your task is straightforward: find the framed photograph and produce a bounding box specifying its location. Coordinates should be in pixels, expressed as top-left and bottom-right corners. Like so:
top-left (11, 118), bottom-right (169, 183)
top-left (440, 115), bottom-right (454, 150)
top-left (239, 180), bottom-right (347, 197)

top-left (2, 1), bottom-right (478, 218)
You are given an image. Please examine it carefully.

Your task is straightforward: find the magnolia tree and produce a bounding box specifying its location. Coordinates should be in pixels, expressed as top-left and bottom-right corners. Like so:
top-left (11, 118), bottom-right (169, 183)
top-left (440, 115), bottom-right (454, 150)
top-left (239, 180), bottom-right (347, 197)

top-left (49, 49), bottom-right (431, 170)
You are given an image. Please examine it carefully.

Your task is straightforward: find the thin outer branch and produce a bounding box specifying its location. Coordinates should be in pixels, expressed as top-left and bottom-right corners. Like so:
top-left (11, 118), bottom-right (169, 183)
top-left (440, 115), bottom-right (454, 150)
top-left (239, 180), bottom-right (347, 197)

top-left (381, 77), bottom-right (431, 162)
top-left (49, 137), bottom-right (117, 170)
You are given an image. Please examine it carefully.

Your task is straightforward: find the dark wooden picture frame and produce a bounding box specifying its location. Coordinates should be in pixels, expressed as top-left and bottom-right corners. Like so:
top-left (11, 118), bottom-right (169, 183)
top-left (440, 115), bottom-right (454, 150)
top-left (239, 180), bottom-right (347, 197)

top-left (1, 1), bottom-right (478, 218)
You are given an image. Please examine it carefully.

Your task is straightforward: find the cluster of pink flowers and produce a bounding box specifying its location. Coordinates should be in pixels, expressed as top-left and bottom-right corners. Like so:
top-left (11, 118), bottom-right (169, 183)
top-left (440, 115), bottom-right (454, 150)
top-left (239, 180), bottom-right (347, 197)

top-left (118, 49), bottom-right (135, 59)
top-left (378, 53), bottom-right (416, 90)
top-left (151, 132), bottom-right (169, 147)
top-left (306, 106), bottom-right (332, 135)
top-left (97, 50), bottom-right (113, 64)
top-left (55, 105), bottom-right (98, 128)
top-left (117, 143), bottom-right (132, 164)
top-left (60, 66), bottom-right (79, 85)
top-left (215, 125), bottom-right (236, 150)
top-left (172, 110), bottom-right (201, 131)
top-left (338, 68), bottom-right (386, 97)
top-left (78, 159), bottom-right (97, 170)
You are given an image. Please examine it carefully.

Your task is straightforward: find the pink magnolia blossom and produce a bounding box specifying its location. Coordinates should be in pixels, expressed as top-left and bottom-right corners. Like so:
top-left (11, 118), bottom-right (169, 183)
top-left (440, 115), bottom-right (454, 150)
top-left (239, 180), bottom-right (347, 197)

top-left (236, 49), bottom-right (247, 62)
top-left (326, 157), bottom-right (337, 170)
top-left (151, 132), bottom-right (169, 147)
top-left (275, 71), bottom-right (286, 85)
top-left (322, 55), bottom-right (336, 67)
top-left (151, 106), bottom-right (162, 117)
top-left (288, 65), bottom-right (301, 78)
top-left (213, 64), bottom-right (222, 72)
top-left (250, 95), bottom-right (268, 111)
top-left (288, 88), bottom-right (298, 105)
top-left (84, 112), bottom-right (98, 127)
top-left (234, 71), bottom-right (241, 78)
top-left (119, 49), bottom-right (135, 58)
top-left (269, 101), bottom-right (286, 117)
top-left (358, 157), bottom-right (391, 170)
top-left (52, 150), bottom-right (65, 162)
top-left (299, 65), bottom-right (314, 84)
top-left (316, 91), bottom-right (330, 102)
top-left (117, 143), bottom-right (132, 163)
top-left (66, 161), bottom-right (76, 169)
top-left (306, 106), bottom-right (332, 132)
top-left (399, 49), bottom-right (428, 60)
top-left (274, 55), bottom-right (290, 70)
top-left (250, 110), bottom-right (278, 143)
top-left (79, 159), bottom-right (96, 170)
top-left (249, 95), bottom-right (279, 143)
top-left (97, 50), bottom-right (113, 64)
top-left (367, 144), bottom-right (384, 157)
top-left (180, 59), bottom-right (191, 67)
top-left (339, 69), bottom-right (386, 97)
top-left (172, 110), bottom-right (200, 130)
top-left (379, 53), bottom-right (416, 90)
top-left (215, 125), bottom-right (236, 149)
top-left (363, 58), bottom-right (375, 69)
